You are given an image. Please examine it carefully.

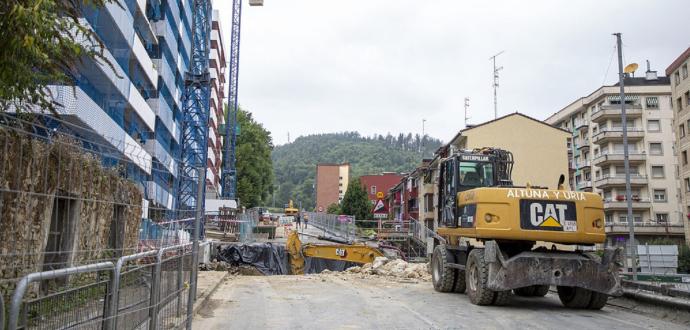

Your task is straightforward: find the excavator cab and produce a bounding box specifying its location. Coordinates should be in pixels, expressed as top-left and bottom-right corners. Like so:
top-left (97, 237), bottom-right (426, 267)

top-left (438, 148), bottom-right (514, 228)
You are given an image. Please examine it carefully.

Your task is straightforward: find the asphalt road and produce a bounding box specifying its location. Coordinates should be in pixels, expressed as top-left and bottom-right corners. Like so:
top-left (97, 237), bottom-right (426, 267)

top-left (193, 274), bottom-right (686, 330)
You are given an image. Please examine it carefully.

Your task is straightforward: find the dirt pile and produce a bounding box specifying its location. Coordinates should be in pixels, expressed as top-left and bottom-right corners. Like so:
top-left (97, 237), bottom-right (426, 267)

top-left (344, 257), bottom-right (430, 280)
top-left (200, 261), bottom-right (264, 276)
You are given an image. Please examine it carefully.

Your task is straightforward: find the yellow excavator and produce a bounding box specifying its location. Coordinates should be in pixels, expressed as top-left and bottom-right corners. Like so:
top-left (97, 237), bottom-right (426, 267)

top-left (286, 230), bottom-right (384, 275)
top-left (432, 147), bottom-right (622, 309)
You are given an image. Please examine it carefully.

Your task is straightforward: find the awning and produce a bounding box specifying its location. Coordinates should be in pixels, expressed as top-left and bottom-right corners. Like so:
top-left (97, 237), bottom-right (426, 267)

top-left (607, 95), bottom-right (640, 102)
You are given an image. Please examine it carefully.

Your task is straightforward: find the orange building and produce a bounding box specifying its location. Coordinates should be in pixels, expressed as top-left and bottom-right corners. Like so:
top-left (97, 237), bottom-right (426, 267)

top-left (315, 163), bottom-right (350, 212)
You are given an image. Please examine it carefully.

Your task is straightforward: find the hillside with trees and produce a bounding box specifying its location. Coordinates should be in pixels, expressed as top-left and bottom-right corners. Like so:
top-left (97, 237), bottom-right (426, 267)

top-left (271, 132), bottom-right (443, 210)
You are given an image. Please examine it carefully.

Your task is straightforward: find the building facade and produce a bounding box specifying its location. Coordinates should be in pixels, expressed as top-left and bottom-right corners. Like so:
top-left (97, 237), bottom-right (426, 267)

top-left (666, 47), bottom-right (690, 244)
top-left (43, 1), bottom-right (224, 219)
top-left (449, 113), bottom-right (571, 189)
top-left (206, 9), bottom-right (227, 198)
top-left (545, 73), bottom-right (684, 246)
top-left (359, 172), bottom-right (404, 205)
top-left (315, 163), bottom-right (350, 212)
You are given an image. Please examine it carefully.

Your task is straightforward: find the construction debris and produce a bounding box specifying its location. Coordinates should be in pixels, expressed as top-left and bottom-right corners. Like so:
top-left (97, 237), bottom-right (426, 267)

top-left (344, 257), bottom-right (431, 280)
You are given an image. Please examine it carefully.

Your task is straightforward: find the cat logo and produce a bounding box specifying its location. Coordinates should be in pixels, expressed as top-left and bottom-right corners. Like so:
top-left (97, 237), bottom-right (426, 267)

top-left (519, 200), bottom-right (577, 232)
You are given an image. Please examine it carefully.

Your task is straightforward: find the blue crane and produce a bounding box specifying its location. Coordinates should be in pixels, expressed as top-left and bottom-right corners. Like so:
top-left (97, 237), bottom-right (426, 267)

top-left (220, 0), bottom-right (263, 200)
top-left (177, 0), bottom-right (213, 217)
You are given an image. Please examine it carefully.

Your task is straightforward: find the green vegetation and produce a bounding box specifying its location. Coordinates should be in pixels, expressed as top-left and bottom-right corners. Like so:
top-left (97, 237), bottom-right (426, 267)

top-left (326, 203), bottom-right (341, 215)
top-left (232, 107), bottom-right (274, 208)
top-left (0, 0), bottom-right (118, 113)
top-left (272, 132), bottom-right (442, 210)
top-left (340, 178), bottom-right (372, 223)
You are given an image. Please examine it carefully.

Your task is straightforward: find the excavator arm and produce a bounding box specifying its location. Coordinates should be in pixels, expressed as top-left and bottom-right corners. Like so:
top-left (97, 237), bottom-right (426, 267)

top-left (286, 230), bottom-right (383, 275)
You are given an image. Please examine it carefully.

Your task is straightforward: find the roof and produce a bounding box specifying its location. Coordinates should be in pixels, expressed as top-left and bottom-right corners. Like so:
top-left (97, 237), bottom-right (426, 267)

top-left (613, 76), bottom-right (671, 86)
top-left (448, 112), bottom-right (570, 146)
top-left (316, 162), bottom-right (350, 167)
top-left (666, 46), bottom-right (690, 76)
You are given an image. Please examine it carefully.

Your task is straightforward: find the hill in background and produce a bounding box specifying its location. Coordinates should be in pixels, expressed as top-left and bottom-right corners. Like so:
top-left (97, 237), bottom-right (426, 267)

top-left (271, 132), bottom-right (443, 210)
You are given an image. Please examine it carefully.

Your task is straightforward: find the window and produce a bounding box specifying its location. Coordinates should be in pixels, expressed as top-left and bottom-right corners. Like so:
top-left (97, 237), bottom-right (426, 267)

top-left (678, 98), bottom-right (683, 111)
top-left (339, 183), bottom-right (343, 186)
top-left (686, 91), bottom-right (690, 106)
top-left (605, 213), bottom-right (613, 224)
top-left (653, 189), bottom-right (667, 202)
top-left (649, 143), bottom-right (663, 155)
top-left (683, 64), bottom-right (688, 79)
top-left (651, 165), bottom-right (665, 178)
top-left (646, 97), bottom-right (659, 109)
top-left (647, 120), bottom-right (661, 132)
top-left (339, 176), bottom-right (343, 180)
top-left (686, 178), bottom-right (690, 192)
top-left (458, 161), bottom-right (494, 187)
top-left (603, 190), bottom-right (612, 201)
top-left (655, 213), bottom-right (669, 223)
top-left (339, 190), bottom-right (343, 194)
top-left (676, 71), bottom-right (681, 85)
top-left (615, 165), bottom-right (638, 175)
top-left (681, 124), bottom-right (686, 138)
top-left (371, 185), bottom-right (377, 194)
top-left (619, 214), bottom-right (642, 224)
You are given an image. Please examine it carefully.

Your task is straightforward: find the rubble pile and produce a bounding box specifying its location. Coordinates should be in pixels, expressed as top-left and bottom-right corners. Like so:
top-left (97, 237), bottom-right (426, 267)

top-left (344, 257), bottom-right (430, 280)
top-left (199, 260), bottom-right (264, 276)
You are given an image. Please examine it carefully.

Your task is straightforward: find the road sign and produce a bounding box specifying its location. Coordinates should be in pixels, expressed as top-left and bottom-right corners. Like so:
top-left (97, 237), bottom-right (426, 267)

top-left (318, 206), bottom-right (323, 212)
top-left (376, 191), bottom-right (384, 199)
top-left (373, 200), bottom-right (385, 213)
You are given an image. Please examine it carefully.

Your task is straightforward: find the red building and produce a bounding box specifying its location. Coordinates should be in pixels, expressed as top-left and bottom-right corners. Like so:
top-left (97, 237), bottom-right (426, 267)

top-left (359, 172), bottom-right (404, 205)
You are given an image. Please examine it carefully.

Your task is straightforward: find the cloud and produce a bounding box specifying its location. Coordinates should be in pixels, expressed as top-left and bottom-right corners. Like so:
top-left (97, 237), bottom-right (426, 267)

top-left (215, 0), bottom-right (688, 145)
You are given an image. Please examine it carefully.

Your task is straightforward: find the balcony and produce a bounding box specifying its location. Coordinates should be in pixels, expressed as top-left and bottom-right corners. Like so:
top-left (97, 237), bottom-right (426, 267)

top-left (576, 160), bottom-right (591, 169)
top-left (593, 152), bottom-right (646, 166)
top-left (575, 120), bottom-right (589, 130)
top-left (576, 181), bottom-right (593, 190)
top-left (144, 139), bottom-right (178, 177)
top-left (591, 105), bottom-right (643, 123)
top-left (576, 138), bottom-right (590, 150)
top-left (146, 181), bottom-right (173, 210)
top-left (595, 174), bottom-right (648, 188)
top-left (603, 197), bottom-right (651, 210)
top-left (605, 222), bottom-right (685, 236)
top-left (592, 128), bottom-right (644, 144)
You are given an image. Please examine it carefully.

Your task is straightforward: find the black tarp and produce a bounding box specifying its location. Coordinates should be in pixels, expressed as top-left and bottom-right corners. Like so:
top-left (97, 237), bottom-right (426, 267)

top-left (217, 243), bottom-right (360, 275)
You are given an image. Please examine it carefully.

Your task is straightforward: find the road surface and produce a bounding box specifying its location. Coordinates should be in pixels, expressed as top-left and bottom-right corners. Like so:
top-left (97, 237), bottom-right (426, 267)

top-left (193, 274), bottom-right (686, 329)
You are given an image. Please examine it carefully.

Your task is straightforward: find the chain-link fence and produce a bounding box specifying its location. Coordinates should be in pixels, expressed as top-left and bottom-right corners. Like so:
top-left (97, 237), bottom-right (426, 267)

top-left (0, 112), bottom-right (208, 329)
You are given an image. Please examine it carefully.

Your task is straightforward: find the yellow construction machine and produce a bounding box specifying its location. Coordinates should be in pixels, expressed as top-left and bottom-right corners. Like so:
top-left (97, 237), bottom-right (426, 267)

top-left (286, 230), bottom-right (384, 275)
top-left (432, 147), bottom-right (622, 309)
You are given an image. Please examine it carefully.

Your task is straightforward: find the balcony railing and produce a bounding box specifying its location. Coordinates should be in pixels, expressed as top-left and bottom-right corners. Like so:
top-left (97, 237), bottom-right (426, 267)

top-left (591, 106), bottom-right (643, 122)
top-left (592, 128), bottom-right (644, 144)
top-left (595, 174), bottom-right (648, 187)
top-left (593, 152), bottom-right (646, 165)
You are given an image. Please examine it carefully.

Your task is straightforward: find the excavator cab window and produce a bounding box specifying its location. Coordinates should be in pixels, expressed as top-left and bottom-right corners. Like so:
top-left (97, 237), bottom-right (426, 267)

top-left (458, 161), bottom-right (494, 189)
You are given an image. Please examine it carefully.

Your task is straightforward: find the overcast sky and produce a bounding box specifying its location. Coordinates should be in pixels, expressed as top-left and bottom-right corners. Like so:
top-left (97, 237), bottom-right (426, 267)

top-left (215, 0), bottom-right (689, 145)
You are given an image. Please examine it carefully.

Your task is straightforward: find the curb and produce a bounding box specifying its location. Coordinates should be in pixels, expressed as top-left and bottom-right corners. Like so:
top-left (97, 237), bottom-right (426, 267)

top-left (192, 272), bottom-right (230, 317)
top-left (622, 288), bottom-right (690, 312)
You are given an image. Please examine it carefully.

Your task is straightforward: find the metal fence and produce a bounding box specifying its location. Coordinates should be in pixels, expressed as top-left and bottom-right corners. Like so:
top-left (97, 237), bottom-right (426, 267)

top-left (0, 112), bottom-right (207, 329)
top-left (4, 242), bottom-right (203, 330)
top-left (303, 212), bottom-right (356, 240)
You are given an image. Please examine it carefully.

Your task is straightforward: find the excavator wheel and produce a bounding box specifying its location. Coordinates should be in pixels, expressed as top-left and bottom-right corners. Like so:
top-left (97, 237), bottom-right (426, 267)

top-left (432, 245), bottom-right (456, 292)
top-left (586, 291), bottom-right (609, 310)
top-left (466, 249), bottom-right (495, 305)
top-left (557, 286), bottom-right (593, 309)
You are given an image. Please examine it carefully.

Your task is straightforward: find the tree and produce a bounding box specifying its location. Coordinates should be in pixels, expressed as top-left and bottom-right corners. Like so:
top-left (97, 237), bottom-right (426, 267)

top-left (340, 178), bottom-right (371, 222)
top-left (232, 106), bottom-right (274, 208)
top-left (0, 0), bottom-right (118, 113)
top-left (326, 203), bottom-right (341, 215)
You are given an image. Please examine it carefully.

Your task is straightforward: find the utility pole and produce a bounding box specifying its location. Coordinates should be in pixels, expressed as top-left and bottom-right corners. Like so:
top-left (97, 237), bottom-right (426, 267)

top-left (614, 32), bottom-right (637, 281)
top-left (489, 51), bottom-right (504, 119)
top-left (464, 97), bottom-right (470, 127)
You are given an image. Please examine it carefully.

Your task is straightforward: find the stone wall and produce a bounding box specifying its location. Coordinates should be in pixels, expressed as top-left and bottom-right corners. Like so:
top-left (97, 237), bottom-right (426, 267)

top-left (0, 128), bottom-right (142, 296)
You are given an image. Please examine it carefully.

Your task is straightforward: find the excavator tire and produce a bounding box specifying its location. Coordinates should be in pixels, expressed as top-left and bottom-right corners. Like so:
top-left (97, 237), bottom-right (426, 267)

top-left (587, 292), bottom-right (609, 310)
top-left (432, 245), bottom-right (456, 293)
top-left (466, 249), bottom-right (495, 305)
top-left (493, 290), bottom-right (511, 306)
top-left (557, 286), bottom-right (592, 309)
top-left (532, 285), bottom-right (550, 297)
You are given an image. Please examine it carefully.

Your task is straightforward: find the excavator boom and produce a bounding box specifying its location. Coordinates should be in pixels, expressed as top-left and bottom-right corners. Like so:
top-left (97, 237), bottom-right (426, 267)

top-left (286, 231), bottom-right (383, 275)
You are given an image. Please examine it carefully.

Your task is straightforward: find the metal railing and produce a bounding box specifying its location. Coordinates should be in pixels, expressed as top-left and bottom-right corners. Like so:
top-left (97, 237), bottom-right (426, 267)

top-left (304, 212), bottom-right (356, 240)
top-left (5, 242), bottom-right (205, 330)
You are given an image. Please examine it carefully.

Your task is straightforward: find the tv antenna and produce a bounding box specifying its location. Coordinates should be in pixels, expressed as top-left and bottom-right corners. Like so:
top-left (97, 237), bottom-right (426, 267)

top-left (464, 97), bottom-right (470, 127)
top-left (489, 50), bottom-right (505, 119)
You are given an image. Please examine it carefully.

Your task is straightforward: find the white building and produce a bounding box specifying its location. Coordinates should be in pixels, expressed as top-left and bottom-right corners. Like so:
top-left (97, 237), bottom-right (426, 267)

top-left (545, 69), bottom-right (685, 247)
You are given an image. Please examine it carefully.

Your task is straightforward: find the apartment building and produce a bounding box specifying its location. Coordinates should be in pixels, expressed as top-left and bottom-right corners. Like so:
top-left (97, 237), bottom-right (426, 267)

top-left (545, 70), bottom-right (684, 246)
top-left (43, 1), bottom-right (219, 218)
top-left (359, 172), bottom-right (404, 205)
top-left (206, 10), bottom-right (227, 198)
top-left (315, 163), bottom-right (350, 212)
top-left (666, 46), bottom-right (690, 244)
